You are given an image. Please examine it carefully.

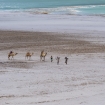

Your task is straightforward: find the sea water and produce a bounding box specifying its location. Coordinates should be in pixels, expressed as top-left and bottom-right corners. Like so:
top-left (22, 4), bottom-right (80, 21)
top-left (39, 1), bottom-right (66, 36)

top-left (0, 0), bottom-right (105, 15)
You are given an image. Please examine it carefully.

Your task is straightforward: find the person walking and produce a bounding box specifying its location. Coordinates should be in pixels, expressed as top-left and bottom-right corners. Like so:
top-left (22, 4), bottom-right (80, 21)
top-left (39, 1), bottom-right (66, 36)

top-left (50, 56), bottom-right (53, 62)
top-left (56, 57), bottom-right (60, 65)
top-left (65, 57), bottom-right (68, 65)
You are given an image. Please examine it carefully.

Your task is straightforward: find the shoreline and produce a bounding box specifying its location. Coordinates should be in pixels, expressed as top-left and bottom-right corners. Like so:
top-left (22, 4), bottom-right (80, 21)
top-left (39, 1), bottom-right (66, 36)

top-left (0, 13), bottom-right (105, 33)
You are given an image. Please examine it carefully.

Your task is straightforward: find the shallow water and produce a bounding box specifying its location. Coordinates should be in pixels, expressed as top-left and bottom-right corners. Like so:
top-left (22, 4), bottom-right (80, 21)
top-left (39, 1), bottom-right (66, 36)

top-left (0, 0), bottom-right (105, 15)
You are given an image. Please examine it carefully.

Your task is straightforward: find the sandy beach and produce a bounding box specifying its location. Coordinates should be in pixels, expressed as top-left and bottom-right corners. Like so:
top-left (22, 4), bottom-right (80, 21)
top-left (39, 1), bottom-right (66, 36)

top-left (0, 29), bottom-right (105, 105)
top-left (0, 8), bottom-right (105, 105)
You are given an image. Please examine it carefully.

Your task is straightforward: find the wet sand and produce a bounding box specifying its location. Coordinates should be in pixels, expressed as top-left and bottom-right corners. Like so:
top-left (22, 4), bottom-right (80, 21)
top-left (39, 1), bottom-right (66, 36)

top-left (0, 30), bottom-right (105, 54)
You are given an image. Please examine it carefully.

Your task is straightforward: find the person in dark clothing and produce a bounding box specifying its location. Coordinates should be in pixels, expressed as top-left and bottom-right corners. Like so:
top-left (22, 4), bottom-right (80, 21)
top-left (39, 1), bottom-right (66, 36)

top-left (56, 57), bottom-right (60, 65)
top-left (51, 56), bottom-right (53, 62)
top-left (65, 57), bottom-right (68, 65)
top-left (10, 51), bottom-right (13, 54)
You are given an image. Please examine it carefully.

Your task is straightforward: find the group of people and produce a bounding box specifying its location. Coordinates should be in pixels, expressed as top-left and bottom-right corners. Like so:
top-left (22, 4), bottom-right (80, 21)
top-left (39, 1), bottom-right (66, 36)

top-left (50, 56), bottom-right (68, 65)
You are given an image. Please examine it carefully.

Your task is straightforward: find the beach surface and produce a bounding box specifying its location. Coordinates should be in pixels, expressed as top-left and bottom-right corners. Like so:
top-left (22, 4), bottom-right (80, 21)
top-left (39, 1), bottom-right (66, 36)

top-left (0, 13), bottom-right (105, 105)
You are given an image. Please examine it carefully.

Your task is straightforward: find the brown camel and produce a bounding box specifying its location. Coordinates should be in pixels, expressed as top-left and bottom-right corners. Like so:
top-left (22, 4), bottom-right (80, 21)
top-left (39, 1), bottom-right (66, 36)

top-left (25, 52), bottom-right (34, 60)
top-left (40, 50), bottom-right (47, 61)
top-left (8, 52), bottom-right (18, 60)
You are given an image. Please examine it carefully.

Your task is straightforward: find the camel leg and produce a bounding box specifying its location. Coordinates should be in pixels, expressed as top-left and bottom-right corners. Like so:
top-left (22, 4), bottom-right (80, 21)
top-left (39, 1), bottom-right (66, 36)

top-left (29, 56), bottom-right (31, 60)
top-left (25, 56), bottom-right (28, 60)
top-left (10, 56), bottom-right (12, 60)
top-left (8, 55), bottom-right (10, 60)
top-left (12, 56), bottom-right (14, 60)
top-left (9, 56), bottom-right (11, 60)
top-left (27, 56), bottom-right (30, 60)
top-left (27, 56), bottom-right (29, 60)
top-left (44, 57), bottom-right (45, 61)
top-left (8, 57), bottom-right (10, 60)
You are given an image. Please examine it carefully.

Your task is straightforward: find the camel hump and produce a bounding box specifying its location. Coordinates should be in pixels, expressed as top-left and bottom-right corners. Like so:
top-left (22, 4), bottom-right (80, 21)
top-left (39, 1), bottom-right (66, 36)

top-left (27, 52), bottom-right (30, 54)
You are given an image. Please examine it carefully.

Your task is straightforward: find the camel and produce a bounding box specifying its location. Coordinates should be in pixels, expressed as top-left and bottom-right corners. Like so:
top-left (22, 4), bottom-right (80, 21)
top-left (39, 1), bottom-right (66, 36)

top-left (40, 50), bottom-right (47, 61)
top-left (8, 52), bottom-right (18, 60)
top-left (25, 52), bottom-right (34, 60)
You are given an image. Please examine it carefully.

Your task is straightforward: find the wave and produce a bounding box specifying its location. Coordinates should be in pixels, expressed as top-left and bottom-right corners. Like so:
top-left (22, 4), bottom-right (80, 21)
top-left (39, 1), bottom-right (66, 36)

top-left (25, 5), bottom-right (105, 15)
top-left (26, 7), bottom-right (79, 15)
top-left (0, 4), bottom-right (105, 15)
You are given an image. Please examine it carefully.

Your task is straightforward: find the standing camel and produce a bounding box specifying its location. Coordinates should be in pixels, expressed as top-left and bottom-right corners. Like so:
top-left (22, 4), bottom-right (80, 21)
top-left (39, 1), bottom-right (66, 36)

top-left (40, 50), bottom-right (47, 61)
top-left (25, 52), bottom-right (34, 60)
top-left (8, 52), bottom-right (18, 60)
